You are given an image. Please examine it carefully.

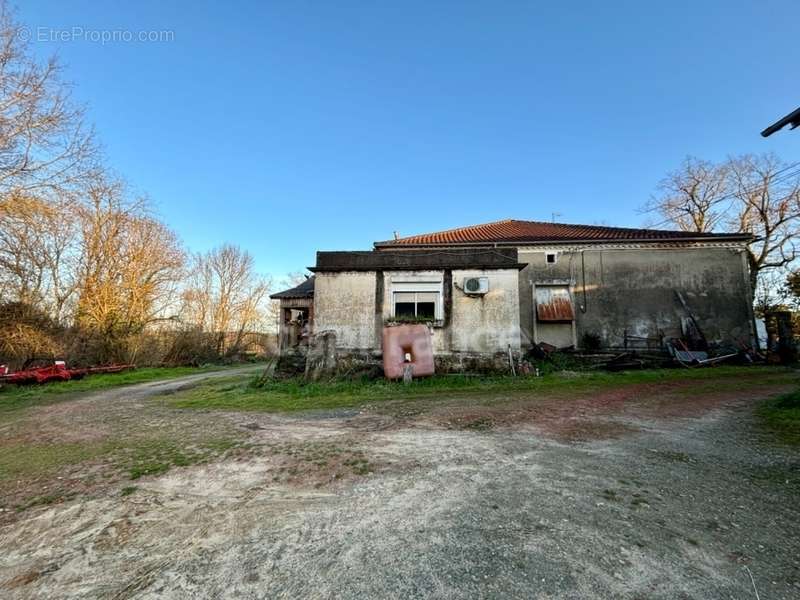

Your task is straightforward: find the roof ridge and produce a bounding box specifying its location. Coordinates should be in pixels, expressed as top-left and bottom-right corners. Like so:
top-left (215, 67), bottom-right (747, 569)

top-left (378, 218), bottom-right (514, 244)
top-left (511, 219), bottom-right (703, 234)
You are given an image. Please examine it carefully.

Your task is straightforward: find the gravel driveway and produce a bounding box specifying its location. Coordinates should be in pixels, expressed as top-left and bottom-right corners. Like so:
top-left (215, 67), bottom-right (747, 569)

top-left (1, 370), bottom-right (798, 599)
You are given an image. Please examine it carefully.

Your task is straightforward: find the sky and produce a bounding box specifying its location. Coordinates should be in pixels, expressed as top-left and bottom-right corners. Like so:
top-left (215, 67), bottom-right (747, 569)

top-left (18, 1), bottom-right (800, 280)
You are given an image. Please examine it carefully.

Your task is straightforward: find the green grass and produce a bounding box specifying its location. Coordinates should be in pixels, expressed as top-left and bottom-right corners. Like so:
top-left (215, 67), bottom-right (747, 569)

top-left (0, 365), bottom-right (232, 416)
top-left (166, 366), bottom-right (798, 413)
top-left (0, 435), bottom-right (243, 513)
top-left (758, 389), bottom-right (800, 445)
top-left (0, 441), bottom-right (109, 481)
top-left (116, 437), bottom-right (241, 480)
top-left (0, 435), bottom-right (242, 491)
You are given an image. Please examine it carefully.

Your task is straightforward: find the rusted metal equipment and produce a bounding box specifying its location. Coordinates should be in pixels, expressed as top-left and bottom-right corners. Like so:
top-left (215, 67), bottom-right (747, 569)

top-left (674, 291), bottom-right (708, 351)
top-left (0, 361), bottom-right (133, 385)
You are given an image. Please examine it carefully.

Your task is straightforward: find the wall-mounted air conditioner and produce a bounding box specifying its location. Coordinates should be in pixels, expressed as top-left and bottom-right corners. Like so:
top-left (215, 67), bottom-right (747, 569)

top-left (463, 276), bottom-right (489, 295)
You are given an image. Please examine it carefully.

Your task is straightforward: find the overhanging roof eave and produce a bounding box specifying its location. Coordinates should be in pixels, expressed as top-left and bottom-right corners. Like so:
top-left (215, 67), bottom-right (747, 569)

top-left (373, 235), bottom-right (753, 248)
top-left (309, 262), bottom-right (528, 273)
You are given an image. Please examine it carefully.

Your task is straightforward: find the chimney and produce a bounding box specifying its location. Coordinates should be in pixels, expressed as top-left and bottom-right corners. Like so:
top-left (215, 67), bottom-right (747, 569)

top-left (393, 231), bottom-right (399, 240)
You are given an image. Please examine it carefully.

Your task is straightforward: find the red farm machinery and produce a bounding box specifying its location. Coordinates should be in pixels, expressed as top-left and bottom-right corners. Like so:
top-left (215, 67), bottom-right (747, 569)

top-left (0, 360), bottom-right (134, 385)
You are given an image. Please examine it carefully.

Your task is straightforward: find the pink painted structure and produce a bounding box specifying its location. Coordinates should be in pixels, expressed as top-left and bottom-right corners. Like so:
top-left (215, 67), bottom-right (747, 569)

top-left (382, 324), bottom-right (435, 380)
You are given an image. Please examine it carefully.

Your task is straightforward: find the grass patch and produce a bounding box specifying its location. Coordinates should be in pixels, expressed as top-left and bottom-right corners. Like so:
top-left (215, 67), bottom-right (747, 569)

top-left (116, 437), bottom-right (241, 480)
top-left (460, 416), bottom-right (495, 431)
top-left (601, 489), bottom-right (619, 502)
top-left (0, 437), bottom-right (241, 483)
top-left (120, 485), bottom-right (138, 496)
top-left (0, 365), bottom-right (234, 416)
top-left (0, 442), bottom-right (108, 481)
top-left (166, 366), bottom-right (797, 414)
top-left (758, 389), bottom-right (800, 445)
top-left (262, 440), bottom-right (375, 483)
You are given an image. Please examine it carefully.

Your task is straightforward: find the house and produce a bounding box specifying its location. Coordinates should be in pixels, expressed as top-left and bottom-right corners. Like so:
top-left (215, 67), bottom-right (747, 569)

top-left (272, 219), bottom-right (756, 367)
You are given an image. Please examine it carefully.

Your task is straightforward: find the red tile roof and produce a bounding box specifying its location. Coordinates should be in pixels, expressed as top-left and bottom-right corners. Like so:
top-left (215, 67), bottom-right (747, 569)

top-left (374, 219), bottom-right (751, 247)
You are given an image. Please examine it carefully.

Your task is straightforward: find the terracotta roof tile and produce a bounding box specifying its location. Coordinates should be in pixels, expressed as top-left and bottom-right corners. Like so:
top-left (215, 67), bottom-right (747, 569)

top-left (374, 219), bottom-right (751, 247)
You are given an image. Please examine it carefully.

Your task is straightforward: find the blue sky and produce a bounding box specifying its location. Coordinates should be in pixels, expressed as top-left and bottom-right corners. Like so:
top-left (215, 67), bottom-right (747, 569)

top-left (19, 1), bottom-right (799, 279)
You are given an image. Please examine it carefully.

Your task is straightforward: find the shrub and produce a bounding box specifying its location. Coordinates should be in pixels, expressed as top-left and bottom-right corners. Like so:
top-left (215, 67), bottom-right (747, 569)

top-left (581, 332), bottom-right (603, 352)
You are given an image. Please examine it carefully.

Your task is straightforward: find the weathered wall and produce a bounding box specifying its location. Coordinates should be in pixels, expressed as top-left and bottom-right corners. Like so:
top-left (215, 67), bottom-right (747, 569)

top-left (380, 271), bottom-right (448, 353)
top-left (313, 271), bottom-right (377, 350)
top-left (518, 245), bottom-right (755, 349)
top-left (316, 268), bottom-right (522, 355)
top-left (450, 269), bottom-right (521, 352)
top-left (378, 268), bottom-right (521, 354)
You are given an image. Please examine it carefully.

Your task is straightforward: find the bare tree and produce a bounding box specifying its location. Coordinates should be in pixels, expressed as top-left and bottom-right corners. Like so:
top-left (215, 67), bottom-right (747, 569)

top-left (646, 153), bottom-right (800, 296)
top-left (0, 2), bottom-right (98, 198)
top-left (0, 192), bottom-right (80, 322)
top-left (74, 177), bottom-right (185, 361)
top-left (281, 271), bottom-right (309, 288)
top-left (0, 3), bottom-right (281, 365)
top-left (644, 157), bottom-right (729, 232)
top-left (727, 154), bottom-right (800, 293)
top-left (0, 1), bottom-right (99, 329)
top-left (182, 244), bottom-right (271, 355)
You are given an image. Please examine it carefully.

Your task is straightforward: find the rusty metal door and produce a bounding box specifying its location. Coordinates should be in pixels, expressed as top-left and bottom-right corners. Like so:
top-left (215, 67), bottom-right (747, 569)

top-left (534, 285), bottom-right (576, 348)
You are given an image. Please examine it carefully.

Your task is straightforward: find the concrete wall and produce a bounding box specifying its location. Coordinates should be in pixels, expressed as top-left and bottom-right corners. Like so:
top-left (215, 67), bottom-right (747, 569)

top-left (313, 271), bottom-right (377, 350)
top-left (450, 269), bottom-right (521, 352)
top-left (315, 268), bottom-right (521, 354)
top-left (518, 245), bottom-right (755, 349)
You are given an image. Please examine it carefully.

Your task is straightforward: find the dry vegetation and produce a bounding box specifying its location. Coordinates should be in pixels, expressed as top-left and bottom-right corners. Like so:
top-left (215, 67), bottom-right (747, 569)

top-left (0, 2), bottom-right (278, 368)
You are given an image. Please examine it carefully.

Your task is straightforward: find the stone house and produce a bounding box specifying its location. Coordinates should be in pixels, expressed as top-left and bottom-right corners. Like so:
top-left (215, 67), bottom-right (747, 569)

top-left (272, 219), bottom-right (756, 363)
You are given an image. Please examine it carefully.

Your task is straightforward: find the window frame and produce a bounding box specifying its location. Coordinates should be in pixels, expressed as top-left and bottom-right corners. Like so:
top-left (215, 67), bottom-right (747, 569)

top-left (392, 291), bottom-right (438, 319)
top-left (390, 277), bottom-right (444, 321)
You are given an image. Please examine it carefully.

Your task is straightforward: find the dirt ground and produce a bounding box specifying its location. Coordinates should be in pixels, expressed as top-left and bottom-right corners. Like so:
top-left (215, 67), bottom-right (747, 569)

top-left (1, 369), bottom-right (799, 599)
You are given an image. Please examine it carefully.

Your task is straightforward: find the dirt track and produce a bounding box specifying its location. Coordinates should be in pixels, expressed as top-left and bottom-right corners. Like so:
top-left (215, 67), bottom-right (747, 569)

top-left (1, 371), bottom-right (799, 599)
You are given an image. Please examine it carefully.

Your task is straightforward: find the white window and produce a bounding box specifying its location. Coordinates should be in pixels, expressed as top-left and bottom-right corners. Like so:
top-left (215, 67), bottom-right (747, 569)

top-left (390, 278), bottom-right (443, 320)
top-left (393, 291), bottom-right (439, 319)
top-left (545, 252), bottom-right (557, 265)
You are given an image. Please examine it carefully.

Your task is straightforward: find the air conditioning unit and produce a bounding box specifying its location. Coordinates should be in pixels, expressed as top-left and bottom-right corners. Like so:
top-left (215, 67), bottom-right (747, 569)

top-left (463, 276), bottom-right (489, 295)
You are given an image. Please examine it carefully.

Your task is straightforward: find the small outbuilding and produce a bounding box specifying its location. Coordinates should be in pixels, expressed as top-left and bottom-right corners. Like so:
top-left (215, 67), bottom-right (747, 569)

top-left (269, 276), bottom-right (314, 352)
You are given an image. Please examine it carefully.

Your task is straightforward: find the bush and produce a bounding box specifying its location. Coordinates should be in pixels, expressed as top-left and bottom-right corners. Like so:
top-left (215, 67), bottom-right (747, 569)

top-left (581, 332), bottom-right (603, 352)
top-left (0, 302), bottom-right (64, 369)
